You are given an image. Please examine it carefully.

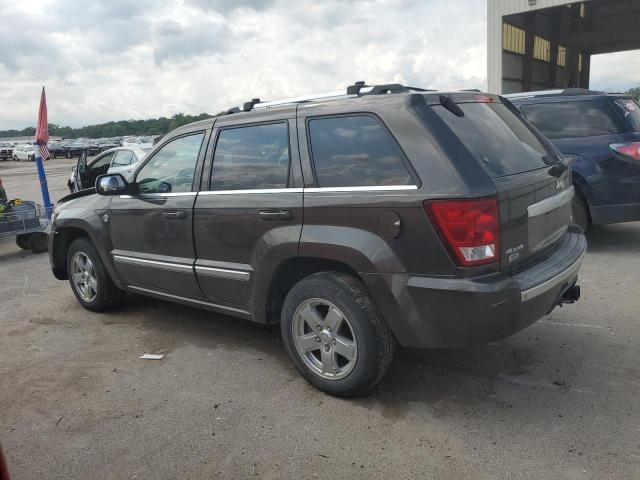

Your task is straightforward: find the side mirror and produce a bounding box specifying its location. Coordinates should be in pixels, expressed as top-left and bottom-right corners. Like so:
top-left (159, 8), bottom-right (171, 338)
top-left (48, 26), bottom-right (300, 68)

top-left (95, 173), bottom-right (128, 195)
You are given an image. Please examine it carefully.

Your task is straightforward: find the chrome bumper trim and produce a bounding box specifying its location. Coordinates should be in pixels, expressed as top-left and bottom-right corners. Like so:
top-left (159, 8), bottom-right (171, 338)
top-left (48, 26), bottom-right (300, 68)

top-left (521, 249), bottom-right (586, 302)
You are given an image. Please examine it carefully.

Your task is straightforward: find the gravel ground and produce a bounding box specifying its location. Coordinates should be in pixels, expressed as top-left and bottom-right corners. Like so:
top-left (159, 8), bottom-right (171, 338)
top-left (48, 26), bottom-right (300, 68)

top-left (0, 160), bottom-right (639, 479)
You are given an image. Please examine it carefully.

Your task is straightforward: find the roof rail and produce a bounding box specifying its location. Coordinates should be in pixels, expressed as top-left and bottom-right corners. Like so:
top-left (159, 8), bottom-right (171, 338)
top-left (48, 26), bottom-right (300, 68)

top-left (224, 81), bottom-right (432, 114)
top-left (504, 88), bottom-right (604, 99)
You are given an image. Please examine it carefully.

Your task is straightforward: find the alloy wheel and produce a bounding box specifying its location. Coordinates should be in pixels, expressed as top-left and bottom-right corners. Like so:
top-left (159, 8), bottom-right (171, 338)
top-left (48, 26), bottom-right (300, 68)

top-left (292, 298), bottom-right (358, 380)
top-left (70, 251), bottom-right (98, 302)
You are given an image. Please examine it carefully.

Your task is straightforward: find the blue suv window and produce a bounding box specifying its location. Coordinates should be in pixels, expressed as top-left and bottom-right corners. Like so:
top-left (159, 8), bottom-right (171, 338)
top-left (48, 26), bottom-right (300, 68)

top-left (308, 115), bottom-right (413, 188)
top-left (521, 100), bottom-right (624, 139)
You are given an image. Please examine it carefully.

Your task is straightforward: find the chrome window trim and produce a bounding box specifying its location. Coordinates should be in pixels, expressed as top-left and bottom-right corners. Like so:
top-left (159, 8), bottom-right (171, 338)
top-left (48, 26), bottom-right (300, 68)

top-left (119, 192), bottom-right (197, 199)
top-left (197, 185), bottom-right (417, 195)
top-left (127, 285), bottom-right (251, 316)
top-left (527, 186), bottom-right (574, 217)
top-left (305, 185), bottom-right (418, 193)
top-left (199, 188), bottom-right (303, 196)
top-left (520, 248), bottom-right (585, 302)
top-left (195, 265), bottom-right (251, 281)
top-left (113, 254), bottom-right (193, 272)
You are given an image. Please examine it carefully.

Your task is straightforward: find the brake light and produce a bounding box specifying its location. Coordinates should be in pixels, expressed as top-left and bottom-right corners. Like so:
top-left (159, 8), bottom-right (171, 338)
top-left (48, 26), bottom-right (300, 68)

top-left (474, 94), bottom-right (496, 103)
top-left (425, 198), bottom-right (500, 267)
top-left (610, 142), bottom-right (640, 161)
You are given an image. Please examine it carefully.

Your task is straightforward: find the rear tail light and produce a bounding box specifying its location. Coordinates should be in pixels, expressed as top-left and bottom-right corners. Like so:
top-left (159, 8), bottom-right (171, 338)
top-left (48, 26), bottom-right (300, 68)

top-left (425, 198), bottom-right (500, 267)
top-left (610, 142), bottom-right (640, 161)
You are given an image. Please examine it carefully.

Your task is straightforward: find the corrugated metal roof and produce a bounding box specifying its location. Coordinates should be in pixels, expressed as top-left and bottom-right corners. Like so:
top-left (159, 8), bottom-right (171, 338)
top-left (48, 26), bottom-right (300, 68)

top-left (488, 0), bottom-right (590, 16)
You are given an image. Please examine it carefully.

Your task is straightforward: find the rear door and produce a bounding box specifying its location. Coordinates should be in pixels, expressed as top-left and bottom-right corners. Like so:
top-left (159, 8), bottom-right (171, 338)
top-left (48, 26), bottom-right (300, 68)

top-left (433, 97), bottom-right (571, 270)
top-left (193, 113), bottom-right (303, 311)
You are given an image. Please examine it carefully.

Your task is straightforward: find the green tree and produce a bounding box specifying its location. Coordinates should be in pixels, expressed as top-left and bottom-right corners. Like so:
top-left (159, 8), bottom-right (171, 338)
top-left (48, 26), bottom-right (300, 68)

top-left (627, 87), bottom-right (640, 102)
top-left (0, 112), bottom-right (222, 139)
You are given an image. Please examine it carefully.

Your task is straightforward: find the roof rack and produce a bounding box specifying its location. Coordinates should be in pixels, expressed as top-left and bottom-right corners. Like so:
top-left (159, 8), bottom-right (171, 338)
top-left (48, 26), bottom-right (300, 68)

top-left (224, 81), bottom-right (433, 115)
top-left (503, 88), bottom-right (604, 99)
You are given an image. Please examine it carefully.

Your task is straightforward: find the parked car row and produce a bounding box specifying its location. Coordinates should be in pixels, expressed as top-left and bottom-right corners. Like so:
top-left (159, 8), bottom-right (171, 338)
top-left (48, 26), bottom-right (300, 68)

top-left (0, 136), bottom-right (159, 162)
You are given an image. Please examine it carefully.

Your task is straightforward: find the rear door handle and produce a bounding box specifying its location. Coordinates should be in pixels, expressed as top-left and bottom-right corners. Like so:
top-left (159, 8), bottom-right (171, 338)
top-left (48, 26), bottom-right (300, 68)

top-left (163, 211), bottom-right (187, 220)
top-left (258, 209), bottom-right (292, 221)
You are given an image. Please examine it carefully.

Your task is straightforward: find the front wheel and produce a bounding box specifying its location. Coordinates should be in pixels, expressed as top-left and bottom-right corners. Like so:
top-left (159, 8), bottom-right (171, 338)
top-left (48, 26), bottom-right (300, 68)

top-left (13, 155), bottom-right (18, 162)
top-left (65, 151), bottom-right (71, 159)
top-left (67, 237), bottom-right (124, 312)
top-left (280, 272), bottom-right (395, 397)
top-left (16, 234), bottom-right (31, 250)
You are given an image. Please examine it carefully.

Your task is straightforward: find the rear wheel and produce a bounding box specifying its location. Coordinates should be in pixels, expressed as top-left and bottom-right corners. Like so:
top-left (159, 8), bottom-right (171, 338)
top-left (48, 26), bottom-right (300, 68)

top-left (66, 151), bottom-right (71, 159)
top-left (572, 193), bottom-right (590, 232)
top-left (27, 233), bottom-right (48, 253)
top-left (13, 155), bottom-right (18, 161)
top-left (280, 272), bottom-right (395, 397)
top-left (16, 234), bottom-right (31, 250)
top-left (67, 237), bottom-right (124, 312)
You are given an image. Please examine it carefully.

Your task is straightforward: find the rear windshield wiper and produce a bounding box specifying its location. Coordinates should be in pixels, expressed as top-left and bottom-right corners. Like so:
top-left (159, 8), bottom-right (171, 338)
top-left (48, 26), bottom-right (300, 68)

top-left (439, 94), bottom-right (464, 117)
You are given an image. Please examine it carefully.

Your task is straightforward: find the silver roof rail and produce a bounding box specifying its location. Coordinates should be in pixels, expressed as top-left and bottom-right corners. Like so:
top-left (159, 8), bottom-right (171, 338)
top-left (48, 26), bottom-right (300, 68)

top-left (250, 87), bottom-right (375, 110)
top-left (225, 82), bottom-right (432, 115)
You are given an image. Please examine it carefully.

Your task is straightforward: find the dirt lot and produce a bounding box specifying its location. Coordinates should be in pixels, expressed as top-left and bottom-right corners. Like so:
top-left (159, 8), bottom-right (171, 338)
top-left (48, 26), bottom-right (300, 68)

top-left (0, 160), bottom-right (639, 479)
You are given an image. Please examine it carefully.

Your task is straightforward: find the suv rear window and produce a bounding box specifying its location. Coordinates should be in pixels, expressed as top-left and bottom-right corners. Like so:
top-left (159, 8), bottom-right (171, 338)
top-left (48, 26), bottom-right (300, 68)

top-left (520, 99), bottom-right (624, 139)
top-left (308, 115), bottom-right (414, 187)
top-left (434, 102), bottom-right (557, 178)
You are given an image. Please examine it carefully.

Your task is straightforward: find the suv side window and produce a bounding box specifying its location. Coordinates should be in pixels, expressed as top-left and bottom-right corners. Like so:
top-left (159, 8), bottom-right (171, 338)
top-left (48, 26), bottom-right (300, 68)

top-left (136, 133), bottom-right (204, 194)
top-left (307, 115), bottom-right (413, 187)
top-left (521, 100), bottom-right (623, 139)
top-left (210, 122), bottom-right (290, 190)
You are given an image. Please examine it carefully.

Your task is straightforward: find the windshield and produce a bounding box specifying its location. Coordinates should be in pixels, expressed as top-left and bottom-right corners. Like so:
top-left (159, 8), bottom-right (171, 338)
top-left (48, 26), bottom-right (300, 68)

top-left (433, 101), bottom-right (559, 178)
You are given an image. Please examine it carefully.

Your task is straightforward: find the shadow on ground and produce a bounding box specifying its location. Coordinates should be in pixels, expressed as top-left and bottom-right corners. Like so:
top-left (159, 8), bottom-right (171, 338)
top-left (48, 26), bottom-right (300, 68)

top-left (586, 222), bottom-right (640, 253)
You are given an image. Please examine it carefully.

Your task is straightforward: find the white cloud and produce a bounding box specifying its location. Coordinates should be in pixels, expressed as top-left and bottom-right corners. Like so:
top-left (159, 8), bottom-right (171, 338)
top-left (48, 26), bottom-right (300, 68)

top-left (1, 0), bottom-right (638, 130)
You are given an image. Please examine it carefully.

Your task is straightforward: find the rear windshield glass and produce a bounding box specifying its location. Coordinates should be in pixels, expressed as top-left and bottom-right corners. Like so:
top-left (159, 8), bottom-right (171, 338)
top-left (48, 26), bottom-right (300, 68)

top-left (433, 102), bottom-right (557, 178)
top-left (520, 99), bottom-right (624, 139)
top-left (612, 97), bottom-right (640, 132)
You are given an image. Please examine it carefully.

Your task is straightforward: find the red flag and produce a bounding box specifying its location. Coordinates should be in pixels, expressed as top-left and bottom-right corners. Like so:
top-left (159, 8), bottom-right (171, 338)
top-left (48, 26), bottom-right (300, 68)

top-left (34, 86), bottom-right (49, 145)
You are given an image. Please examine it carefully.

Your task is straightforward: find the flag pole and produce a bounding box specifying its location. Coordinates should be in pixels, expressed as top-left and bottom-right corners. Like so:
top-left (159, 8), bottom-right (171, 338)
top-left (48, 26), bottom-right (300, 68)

top-left (34, 146), bottom-right (52, 218)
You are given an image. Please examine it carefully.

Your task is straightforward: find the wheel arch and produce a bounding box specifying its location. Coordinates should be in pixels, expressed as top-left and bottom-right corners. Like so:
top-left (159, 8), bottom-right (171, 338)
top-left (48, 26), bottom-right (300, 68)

top-left (259, 256), bottom-right (364, 324)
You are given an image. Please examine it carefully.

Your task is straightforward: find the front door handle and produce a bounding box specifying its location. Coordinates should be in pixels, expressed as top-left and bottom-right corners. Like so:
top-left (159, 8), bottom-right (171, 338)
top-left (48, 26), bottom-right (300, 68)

top-left (163, 211), bottom-right (187, 220)
top-left (258, 209), bottom-right (292, 221)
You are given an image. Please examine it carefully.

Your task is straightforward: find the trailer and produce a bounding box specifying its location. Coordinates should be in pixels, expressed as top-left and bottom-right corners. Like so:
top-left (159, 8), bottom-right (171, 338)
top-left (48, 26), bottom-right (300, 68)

top-left (0, 200), bottom-right (49, 253)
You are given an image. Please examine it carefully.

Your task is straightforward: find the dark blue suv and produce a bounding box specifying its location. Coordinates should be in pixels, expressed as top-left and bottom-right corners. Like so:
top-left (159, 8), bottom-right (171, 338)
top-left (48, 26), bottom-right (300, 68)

top-left (506, 89), bottom-right (640, 230)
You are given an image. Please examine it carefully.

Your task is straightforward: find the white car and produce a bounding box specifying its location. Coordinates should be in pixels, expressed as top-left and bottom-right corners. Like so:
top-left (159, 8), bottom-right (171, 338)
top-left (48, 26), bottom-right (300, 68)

top-left (122, 136), bottom-right (153, 150)
top-left (68, 146), bottom-right (147, 192)
top-left (13, 144), bottom-right (37, 161)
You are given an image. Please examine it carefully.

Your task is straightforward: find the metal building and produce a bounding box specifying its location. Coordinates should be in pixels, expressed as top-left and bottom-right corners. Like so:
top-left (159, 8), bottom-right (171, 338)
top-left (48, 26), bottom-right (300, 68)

top-left (488, 0), bottom-right (640, 94)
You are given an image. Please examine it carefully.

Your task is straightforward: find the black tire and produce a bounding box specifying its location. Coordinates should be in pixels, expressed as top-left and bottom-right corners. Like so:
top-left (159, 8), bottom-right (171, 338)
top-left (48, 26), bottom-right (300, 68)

top-left (280, 272), bottom-right (395, 397)
top-left (27, 233), bottom-right (48, 253)
top-left (572, 193), bottom-right (590, 232)
top-left (66, 237), bottom-right (124, 312)
top-left (13, 155), bottom-right (18, 162)
top-left (16, 234), bottom-right (31, 250)
top-left (66, 151), bottom-right (71, 159)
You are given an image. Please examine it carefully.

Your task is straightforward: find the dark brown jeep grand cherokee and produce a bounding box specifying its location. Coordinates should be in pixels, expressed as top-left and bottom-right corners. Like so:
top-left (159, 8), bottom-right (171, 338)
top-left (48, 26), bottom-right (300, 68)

top-left (49, 83), bottom-right (586, 396)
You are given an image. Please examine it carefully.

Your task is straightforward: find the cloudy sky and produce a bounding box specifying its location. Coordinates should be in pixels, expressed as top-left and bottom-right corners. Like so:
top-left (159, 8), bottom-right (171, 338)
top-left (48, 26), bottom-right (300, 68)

top-left (0, 0), bottom-right (638, 130)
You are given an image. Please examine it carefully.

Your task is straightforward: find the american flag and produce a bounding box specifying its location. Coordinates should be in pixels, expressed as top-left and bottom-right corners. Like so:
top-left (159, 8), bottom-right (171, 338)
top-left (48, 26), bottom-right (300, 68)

top-left (39, 143), bottom-right (50, 160)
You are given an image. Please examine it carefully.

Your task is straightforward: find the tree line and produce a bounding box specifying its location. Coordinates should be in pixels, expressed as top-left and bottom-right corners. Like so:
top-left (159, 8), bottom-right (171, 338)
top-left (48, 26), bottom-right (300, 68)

top-left (0, 112), bottom-right (220, 139)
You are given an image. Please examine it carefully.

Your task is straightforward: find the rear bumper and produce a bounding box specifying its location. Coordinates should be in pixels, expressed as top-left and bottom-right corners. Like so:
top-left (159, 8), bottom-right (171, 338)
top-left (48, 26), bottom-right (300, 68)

top-left (363, 229), bottom-right (587, 348)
